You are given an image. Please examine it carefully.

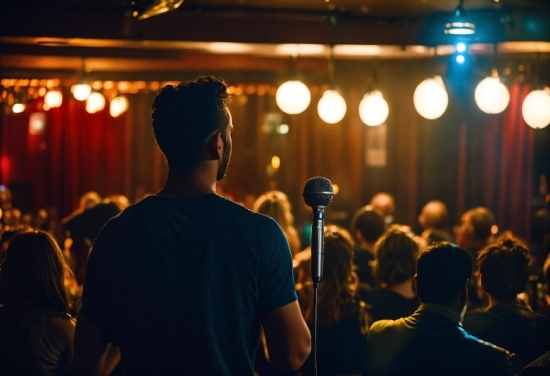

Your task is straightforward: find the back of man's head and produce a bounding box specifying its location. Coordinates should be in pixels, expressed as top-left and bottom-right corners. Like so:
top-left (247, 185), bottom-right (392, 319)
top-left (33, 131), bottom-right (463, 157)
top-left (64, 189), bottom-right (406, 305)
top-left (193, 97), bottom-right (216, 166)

top-left (478, 237), bottom-right (530, 302)
top-left (467, 207), bottom-right (495, 242)
top-left (419, 200), bottom-right (449, 230)
top-left (152, 76), bottom-right (230, 174)
top-left (352, 206), bottom-right (386, 243)
top-left (416, 243), bottom-right (473, 305)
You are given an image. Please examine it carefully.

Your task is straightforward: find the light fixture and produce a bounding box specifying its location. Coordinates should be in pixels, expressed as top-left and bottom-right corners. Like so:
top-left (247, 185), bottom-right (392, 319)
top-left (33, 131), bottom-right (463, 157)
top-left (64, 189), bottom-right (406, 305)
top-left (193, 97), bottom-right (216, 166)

top-left (72, 57), bottom-right (91, 101)
top-left (12, 103), bottom-right (25, 114)
top-left (522, 88), bottom-right (550, 129)
top-left (456, 42), bottom-right (467, 53)
top-left (359, 91), bottom-right (389, 126)
top-left (110, 95), bottom-right (129, 117)
top-left (72, 84), bottom-right (91, 101)
top-left (475, 68), bottom-right (510, 114)
top-left (44, 89), bottom-right (63, 108)
top-left (414, 76), bottom-right (448, 120)
top-left (86, 91), bottom-right (106, 114)
top-left (445, 0), bottom-right (475, 35)
top-left (276, 47), bottom-right (311, 115)
top-left (132, 0), bottom-right (184, 20)
top-left (317, 46), bottom-right (346, 124)
top-left (318, 90), bottom-right (347, 124)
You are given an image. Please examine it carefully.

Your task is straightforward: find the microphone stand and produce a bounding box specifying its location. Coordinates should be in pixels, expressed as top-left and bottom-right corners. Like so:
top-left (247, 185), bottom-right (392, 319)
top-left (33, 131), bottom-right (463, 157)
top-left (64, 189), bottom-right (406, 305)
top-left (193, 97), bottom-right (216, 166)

top-left (310, 206), bottom-right (325, 376)
top-left (312, 280), bottom-right (320, 376)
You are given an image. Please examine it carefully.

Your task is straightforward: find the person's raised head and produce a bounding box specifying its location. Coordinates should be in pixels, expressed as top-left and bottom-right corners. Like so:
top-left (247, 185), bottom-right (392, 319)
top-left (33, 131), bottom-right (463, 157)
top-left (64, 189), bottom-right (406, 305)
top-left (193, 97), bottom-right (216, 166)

top-left (415, 243), bottom-right (473, 306)
top-left (0, 230), bottom-right (70, 313)
top-left (478, 237), bottom-right (530, 303)
top-left (152, 76), bottom-right (231, 179)
top-left (369, 192), bottom-right (395, 223)
top-left (374, 229), bottom-right (419, 287)
top-left (456, 207), bottom-right (495, 247)
top-left (352, 206), bottom-right (386, 244)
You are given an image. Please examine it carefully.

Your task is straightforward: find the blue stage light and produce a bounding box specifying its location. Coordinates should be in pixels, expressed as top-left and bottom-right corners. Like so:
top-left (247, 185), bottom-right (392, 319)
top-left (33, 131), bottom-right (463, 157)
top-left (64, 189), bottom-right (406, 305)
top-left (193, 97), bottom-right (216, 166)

top-left (456, 42), bottom-right (467, 53)
top-left (456, 54), bottom-right (465, 64)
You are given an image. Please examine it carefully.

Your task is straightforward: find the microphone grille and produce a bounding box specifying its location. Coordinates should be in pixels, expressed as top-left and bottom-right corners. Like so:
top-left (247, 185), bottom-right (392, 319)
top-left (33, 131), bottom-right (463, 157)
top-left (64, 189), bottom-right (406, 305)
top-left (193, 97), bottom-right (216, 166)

top-left (302, 176), bottom-right (334, 207)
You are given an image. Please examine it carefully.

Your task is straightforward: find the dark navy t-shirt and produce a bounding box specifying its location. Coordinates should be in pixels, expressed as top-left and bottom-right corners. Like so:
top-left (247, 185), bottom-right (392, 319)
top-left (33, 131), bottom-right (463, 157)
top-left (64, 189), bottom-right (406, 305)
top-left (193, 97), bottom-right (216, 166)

top-left (81, 194), bottom-right (298, 375)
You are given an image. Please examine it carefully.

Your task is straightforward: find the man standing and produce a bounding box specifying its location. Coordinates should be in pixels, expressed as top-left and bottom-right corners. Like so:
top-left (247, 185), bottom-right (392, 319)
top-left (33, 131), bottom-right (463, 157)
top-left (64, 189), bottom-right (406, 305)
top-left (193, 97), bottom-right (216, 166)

top-left (73, 76), bottom-right (311, 375)
top-left (366, 243), bottom-right (520, 376)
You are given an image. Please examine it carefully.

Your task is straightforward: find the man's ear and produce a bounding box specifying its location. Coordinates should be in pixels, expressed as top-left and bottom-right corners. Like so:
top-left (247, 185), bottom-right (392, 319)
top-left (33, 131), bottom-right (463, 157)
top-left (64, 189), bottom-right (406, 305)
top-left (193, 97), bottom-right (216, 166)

top-left (204, 131), bottom-right (223, 160)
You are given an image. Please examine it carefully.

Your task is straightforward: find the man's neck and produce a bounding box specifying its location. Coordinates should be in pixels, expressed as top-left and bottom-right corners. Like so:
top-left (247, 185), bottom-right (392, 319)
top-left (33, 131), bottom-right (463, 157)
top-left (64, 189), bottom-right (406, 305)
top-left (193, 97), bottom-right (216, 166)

top-left (158, 168), bottom-right (217, 197)
top-left (487, 295), bottom-right (515, 309)
top-left (387, 278), bottom-right (416, 299)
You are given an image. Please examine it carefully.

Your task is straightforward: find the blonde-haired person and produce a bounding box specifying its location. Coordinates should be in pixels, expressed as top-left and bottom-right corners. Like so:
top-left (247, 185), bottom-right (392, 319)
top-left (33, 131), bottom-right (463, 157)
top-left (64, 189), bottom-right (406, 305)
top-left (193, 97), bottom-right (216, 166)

top-left (253, 190), bottom-right (301, 256)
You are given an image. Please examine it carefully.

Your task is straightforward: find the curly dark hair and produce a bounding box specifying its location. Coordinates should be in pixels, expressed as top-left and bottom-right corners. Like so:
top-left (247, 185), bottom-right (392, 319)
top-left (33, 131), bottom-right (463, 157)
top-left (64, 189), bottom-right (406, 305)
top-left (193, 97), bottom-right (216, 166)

top-left (477, 237), bottom-right (531, 301)
top-left (152, 76), bottom-right (231, 174)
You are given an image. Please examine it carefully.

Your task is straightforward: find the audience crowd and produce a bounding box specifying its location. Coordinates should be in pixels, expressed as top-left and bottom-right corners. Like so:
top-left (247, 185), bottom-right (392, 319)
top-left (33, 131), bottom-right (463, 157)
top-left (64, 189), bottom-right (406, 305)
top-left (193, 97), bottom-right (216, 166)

top-left (1, 184), bottom-right (550, 375)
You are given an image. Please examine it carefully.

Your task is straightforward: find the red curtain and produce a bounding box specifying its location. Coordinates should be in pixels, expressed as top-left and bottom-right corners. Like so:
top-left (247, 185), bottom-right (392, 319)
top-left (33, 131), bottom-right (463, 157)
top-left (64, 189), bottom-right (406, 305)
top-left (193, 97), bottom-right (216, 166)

top-left (496, 81), bottom-right (534, 239)
top-left (1, 95), bottom-right (133, 218)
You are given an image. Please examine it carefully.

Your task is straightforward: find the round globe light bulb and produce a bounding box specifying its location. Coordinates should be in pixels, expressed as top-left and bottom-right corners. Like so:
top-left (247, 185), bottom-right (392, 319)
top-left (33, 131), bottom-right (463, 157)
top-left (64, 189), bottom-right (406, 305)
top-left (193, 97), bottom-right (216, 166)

top-left (475, 77), bottom-right (510, 114)
top-left (72, 83), bottom-right (91, 101)
top-left (86, 92), bottom-right (106, 114)
top-left (317, 90), bottom-right (347, 124)
top-left (522, 89), bottom-right (550, 129)
top-left (414, 76), bottom-right (448, 120)
top-left (276, 80), bottom-right (311, 115)
top-left (359, 90), bottom-right (389, 126)
top-left (44, 90), bottom-right (63, 108)
top-left (110, 95), bottom-right (129, 117)
top-left (12, 103), bottom-right (25, 114)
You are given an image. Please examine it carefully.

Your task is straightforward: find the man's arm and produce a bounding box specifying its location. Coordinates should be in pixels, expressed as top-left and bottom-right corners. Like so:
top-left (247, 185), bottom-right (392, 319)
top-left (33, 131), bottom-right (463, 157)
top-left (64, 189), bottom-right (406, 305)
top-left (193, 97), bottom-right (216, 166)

top-left (73, 311), bottom-right (110, 375)
top-left (262, 300), bottom-right (311, 371)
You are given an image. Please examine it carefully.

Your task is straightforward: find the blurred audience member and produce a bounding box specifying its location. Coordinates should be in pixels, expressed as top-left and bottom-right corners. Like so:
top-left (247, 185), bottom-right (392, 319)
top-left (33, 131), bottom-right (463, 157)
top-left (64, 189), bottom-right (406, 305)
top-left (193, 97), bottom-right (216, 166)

top-left (463, 237), bottom-right (550, 367)
top-left (253, 190), bottom-right (301, 257)
top-left (61, 195), bottom-right (123, 285)
top-left (366, 243), bottom-right (520, 376)
top-left (0, 185), bottom-right (21, 229)
top-left (369, 192), bottom-right (396, 225)
top-left (455, 206), bottom-right (496, 259)
top-left (0, 230), bottom-right (75, 375)
top-left (360, 229), bottom-right (420, 323)
top-left (455, 206), bottom-right (497, 308)
top-left (351, 206), bottom-right (386, 288)
top-left (297, 225), bottom-right (368, 376)
top-left (418, 200), bottom-right (453, 245)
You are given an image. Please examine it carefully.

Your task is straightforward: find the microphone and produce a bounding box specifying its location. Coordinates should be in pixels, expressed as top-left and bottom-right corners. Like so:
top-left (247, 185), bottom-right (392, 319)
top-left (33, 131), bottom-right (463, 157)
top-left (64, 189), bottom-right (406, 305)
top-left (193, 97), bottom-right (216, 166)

top-left (302, 176), bottom-right (334, 284)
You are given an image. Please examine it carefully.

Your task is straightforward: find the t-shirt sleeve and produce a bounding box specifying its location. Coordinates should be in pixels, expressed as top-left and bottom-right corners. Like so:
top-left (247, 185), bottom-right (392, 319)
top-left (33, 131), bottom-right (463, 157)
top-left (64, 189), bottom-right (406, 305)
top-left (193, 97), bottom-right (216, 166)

top-left (79, 220), bottom-right (117, 344)
top-left (257, 219), bottom-right (298, 316)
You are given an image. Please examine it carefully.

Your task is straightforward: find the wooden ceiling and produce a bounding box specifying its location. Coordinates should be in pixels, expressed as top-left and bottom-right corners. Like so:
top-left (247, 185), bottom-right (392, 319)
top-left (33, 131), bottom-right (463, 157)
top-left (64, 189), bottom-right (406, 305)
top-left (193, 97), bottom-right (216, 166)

top-left (1, 0), bottom-right (549, 81)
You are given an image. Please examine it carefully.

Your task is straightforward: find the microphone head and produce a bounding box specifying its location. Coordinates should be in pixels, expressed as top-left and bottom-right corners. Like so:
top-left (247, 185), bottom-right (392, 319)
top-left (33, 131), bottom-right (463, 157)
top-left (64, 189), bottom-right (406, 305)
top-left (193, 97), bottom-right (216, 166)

top-left (302, 176), bottom-right (334, 207)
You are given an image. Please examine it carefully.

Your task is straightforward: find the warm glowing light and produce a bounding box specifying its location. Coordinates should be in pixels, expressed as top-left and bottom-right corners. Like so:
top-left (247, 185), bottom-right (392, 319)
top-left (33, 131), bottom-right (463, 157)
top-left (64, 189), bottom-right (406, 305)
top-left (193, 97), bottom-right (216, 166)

top-left (414, 76), bottom-right (448, 120)
top-left (44, 90), bottom-right (63, 108)
top-left (277, 124), bottom-right (289, 134)
top-left (12, 103), bottom-right (25, 113)
top-left (359, 90), bottom-right (389, 126)
top-left (475, 77), bottom-right (510, 114)
top-left (271, 155), bottom-right (281, 169)
top-left (333, 45), bottom-right (381, 56)
top-left (522, 89), bottom-right (550, 129)
top-left (72, 84), bottom-right (91, 101)
top-left (275, 44), bottom-right (325, 56)
top-left (110, 95), bottom-right (129, 117)
top-left (332, 184), bottom-right (339, 195)
top-left (207, 42), bottom-right (252, 54)
top-left (29, 112), bottom-right (46, 134)
top-left (276, 80), bottom-right (311, 114)
top-left (317, 90), bottom-right (347, 124)
top-left (86, 92), bottom-right (106, 114)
